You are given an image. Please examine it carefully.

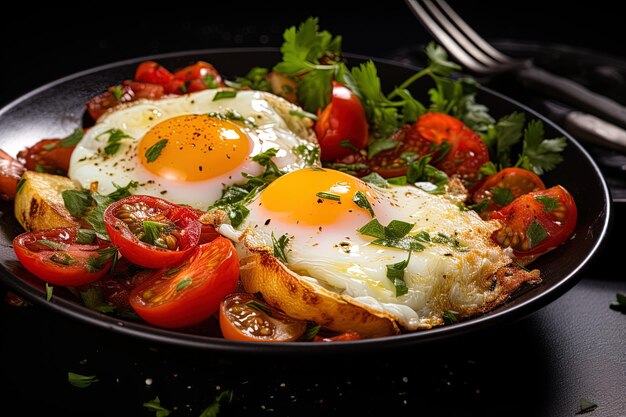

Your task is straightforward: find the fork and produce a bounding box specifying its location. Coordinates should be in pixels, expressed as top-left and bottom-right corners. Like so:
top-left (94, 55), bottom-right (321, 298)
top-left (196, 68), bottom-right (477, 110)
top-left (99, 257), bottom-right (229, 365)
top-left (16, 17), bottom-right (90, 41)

top-left (405, 0), bottom-right (626, 151)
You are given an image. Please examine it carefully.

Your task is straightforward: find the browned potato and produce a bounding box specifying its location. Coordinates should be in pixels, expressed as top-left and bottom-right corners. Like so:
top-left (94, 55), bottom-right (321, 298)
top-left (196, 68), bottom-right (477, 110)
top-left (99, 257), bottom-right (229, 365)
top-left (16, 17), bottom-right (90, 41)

top-left (14, 171), bottom-right (80, 232)
top-left (239, 251), bottom-right (400, 338)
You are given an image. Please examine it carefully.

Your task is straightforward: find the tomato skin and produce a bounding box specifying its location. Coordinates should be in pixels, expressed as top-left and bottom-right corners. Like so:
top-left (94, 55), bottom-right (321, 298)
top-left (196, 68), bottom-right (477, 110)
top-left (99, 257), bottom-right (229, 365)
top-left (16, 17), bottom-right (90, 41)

top-left (315, 82), bottom-right (369, 162)
top-left (86, 81), bottom-right (164, 121)
top-left (472, 167), bottom-right (546, 219)
top-left (103, 195), bottom-right (201, 269)
top-left (129, 237), bottom-right (239, 328)
top-left (412, 112), bottom-right (489, 185)
top-left (369, 124), bottom-right (413, 178)
top-left (0, 149), bottom-right (26, 201)
top-left (219, 293), bottom-right (308, 342)
top-left (173, 61), bottom-right (223, 85)
top-left (491, 185), bottom-right (577, 257)
top-left (13, 227), bottom-right (115, 286)
top-left (17, 139), bottom-right (75, 175)
top-left (135, 61), bottom-right (174, 86)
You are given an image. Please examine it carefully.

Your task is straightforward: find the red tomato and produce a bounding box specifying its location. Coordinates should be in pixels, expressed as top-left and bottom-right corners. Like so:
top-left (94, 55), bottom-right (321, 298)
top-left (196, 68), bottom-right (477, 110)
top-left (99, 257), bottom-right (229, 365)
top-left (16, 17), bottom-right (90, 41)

top-left (0, 149), bottom-right (26, 201)
top-left (129, 237), bottom-right (239, 328)
top-left (163, 78), bottom-right (186, 95)
top-left (490, 185), bottom-right (577, 257)
top-left (135, 61), bottom-right (174, 86)
top-left (103, 195), bottom-right (201, 269)
top-left (86, 81), bottom-right (164, 121)
top-left (173, 61), bottom-right (223, 85)
top-left (369, 124), bottom-right (413, 178)
top-left (315, 82), bottom-right (369, 161)
top-left (471, 167), bottom-right (546, 219)
top-left (13, 227), bottom-right (116, 286)
top-left (313, 331), bottom-right (362, 342)
top-left (219, 292), bottom-right (308, 342)
top-left (411, 112), bottom-right (489, 185)
top-left (16, 138), bottom-right (75, 175)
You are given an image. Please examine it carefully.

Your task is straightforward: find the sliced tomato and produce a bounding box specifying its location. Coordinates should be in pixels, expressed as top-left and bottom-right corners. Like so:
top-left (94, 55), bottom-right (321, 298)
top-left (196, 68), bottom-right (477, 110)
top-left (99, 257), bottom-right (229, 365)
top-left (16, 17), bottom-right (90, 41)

top-left (173, 61), bottom-right (223, 85)
top-left (129, 237), bottom-right (239, 328)
top-left (0, 149), bottom-right (26, 201)
top-left (103, 195), bottom-right (201, 269)
top-left (471, 167), bottom-right (546, 219)
top-left (135, 61), bottom-right (175, 86)
top-left (490, 185), bottom-right (577, 257)
top-left (219, 293), bottom-right (308, 342)
top-left (16, 137), bottom-right (77, 175)
top-left (315, 81), bottom-right (369, 162)
top-left (369, 124), bottom-right (413, 178)
top-left (13, 227), bottom-right (116, 286)
top-left (412, 112), bottom-right (489, 185)
top-left (86, 81), bottom-right (164, 121)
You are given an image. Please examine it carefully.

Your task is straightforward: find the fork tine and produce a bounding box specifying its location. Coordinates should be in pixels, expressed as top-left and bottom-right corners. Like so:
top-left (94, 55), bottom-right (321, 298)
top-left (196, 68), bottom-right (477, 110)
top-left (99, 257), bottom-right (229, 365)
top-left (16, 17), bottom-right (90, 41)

top-left (404, 0), bottom-right (491, 74)
top-left (435, 0), bottom-right (513, 64)
top-left (420, 0), bottom-right (505, 68)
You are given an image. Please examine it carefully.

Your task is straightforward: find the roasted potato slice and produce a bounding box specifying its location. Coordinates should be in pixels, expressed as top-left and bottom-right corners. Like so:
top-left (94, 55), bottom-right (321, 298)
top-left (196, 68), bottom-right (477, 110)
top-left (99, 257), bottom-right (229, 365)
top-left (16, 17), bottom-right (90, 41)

top-left (14, 171), bottom-right (80, 232)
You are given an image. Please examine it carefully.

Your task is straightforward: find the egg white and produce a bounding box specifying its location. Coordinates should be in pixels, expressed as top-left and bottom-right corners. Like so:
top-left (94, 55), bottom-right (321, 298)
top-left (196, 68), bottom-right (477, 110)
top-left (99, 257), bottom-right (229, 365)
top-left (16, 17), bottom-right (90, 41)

top-left (68, 89), bottom-right (317, 209)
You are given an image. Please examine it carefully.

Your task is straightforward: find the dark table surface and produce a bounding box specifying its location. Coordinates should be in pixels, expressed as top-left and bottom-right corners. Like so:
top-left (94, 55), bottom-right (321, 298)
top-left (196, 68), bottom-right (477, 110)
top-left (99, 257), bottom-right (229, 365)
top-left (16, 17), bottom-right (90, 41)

top-left (1, 4), bottom-right (625, 416)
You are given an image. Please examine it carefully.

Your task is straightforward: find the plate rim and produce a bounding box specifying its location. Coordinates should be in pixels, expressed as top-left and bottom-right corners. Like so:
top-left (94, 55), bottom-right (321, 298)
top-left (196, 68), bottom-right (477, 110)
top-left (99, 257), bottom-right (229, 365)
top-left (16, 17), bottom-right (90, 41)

top-left (0, 47), bottom-right (613, 354)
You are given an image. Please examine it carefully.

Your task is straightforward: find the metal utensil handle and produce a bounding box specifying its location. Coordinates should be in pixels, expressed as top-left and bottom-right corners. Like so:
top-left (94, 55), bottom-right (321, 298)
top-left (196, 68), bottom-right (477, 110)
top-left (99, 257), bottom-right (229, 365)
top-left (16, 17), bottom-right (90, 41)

top-left (516, 66), bottom-right (626, 130)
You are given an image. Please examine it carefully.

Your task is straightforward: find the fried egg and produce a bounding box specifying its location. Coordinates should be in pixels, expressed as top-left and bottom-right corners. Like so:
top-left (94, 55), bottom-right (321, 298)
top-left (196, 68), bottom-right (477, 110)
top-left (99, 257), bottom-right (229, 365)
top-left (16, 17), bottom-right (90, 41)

top-left (68, 89), bottom-right (318, 209)
top-left (219, 167), bottom-right (521, 330)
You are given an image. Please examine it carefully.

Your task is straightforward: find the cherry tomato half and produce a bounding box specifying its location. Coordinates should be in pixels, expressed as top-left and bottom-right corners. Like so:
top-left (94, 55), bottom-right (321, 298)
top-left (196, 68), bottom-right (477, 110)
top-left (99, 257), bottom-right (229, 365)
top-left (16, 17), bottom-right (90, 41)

top-left (219, 293), bottom-right (308, 342)
top-left (411, 112), bottom-right (489, 185)
top-left (135, 61), bottom-right (175, 86)
top-left (103, 195), bottom-right (201, 269)
top-left (315, 82), bottom-right (369, 162)
top-left (129, 237), bottom-right (239, 328)
top-left (490, 185), bottom-right (577, 257)
top-left (471, 167), bottom-right (546, 219)
top-left (0, 149), bottom-right (26, 201)
top-left (313, 331), bottom-right (362, 342)
top-left (17, 139), bottom-right (75, 175)
top-left (86, 81), bottom-right (164, 121)
top-left (13, 227), bottom-right (116, 286)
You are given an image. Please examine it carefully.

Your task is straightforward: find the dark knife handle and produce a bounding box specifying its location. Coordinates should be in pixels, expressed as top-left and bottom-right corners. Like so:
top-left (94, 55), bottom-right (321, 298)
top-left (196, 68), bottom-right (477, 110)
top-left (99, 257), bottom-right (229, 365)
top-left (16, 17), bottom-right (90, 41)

top-left (515, 65), bottom-right (626, 130)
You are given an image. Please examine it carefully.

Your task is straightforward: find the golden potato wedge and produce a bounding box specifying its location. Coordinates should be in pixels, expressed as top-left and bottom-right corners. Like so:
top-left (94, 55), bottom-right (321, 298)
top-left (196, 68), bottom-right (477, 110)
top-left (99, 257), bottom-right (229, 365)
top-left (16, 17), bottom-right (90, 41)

top-left (239, 251), bottom-right (400, 339)
top-left (14, 171), bottom-right (80, 232)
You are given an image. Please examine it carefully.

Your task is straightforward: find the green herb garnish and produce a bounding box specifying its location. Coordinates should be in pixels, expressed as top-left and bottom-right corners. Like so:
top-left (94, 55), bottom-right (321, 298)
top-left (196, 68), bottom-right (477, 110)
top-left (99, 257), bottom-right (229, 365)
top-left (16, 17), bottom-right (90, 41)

top-left (491, 187), bottom-right (515, 206)
top-left (443, 310), bottom-right (458, 325)
top-left (271, 232), bottom-right (290, 263)
top-left (245, 300), bottom-right (273, 316)
top-left (145, 139), bottom-right (168, 163)
top-left (198, 390), bottom-right (234, 417)
top-left (176, 277), bottom-right (192, 292)
top-left (50, 252), bottom-right (76, 266)
top-left (143, 396), bottom-right (171, 417)
top-left (357, 219), bottom-right (429, 251)
top-left (45, 283), bottom-right (53, 301)
top-left (386, 252), bottom-right (411, 296)
top-left (75, 229), bottom-right (96, 244)
top-left (316, 191), bottom-right (341, 201)
top-left (85, 247), bottom-right (118, 273)
top-left (535, 195), bottom-right (559, 211)
top-left (527, 219), bottom-right (548, 248)
top-left (609, 292), bottom-right (626, 313)
top-left (213, 90), bottom-right (238, 101)
top-left (575, 399), bottom-right (598, 415)
top-left (59, 128), bottom-right (84, 148)
top-left (289, 109), bottom-right (319, 120)
top-left (68, 372), bottom-right (99, 388)
top-left (352, 191), bottom-right (375, 217)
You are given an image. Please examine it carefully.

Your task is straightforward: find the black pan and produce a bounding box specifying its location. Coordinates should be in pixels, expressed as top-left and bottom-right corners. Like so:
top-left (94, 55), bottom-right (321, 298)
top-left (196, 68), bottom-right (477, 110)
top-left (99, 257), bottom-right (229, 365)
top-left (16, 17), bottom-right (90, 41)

top-left (0, 48), bottom-right (612, 354)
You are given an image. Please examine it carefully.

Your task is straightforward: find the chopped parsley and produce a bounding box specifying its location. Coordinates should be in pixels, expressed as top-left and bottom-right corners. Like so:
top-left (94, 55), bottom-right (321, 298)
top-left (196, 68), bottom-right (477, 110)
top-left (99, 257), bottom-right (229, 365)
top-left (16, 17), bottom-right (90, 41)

top-left (357, 219), bottom-right (428, 251)
top-left (352, 191), bottom-right (375, 217)
top-left (292, 144), bottom-right (320, 166)
top-left (213, 90), bottom-right (238, 101)
top-left (245, 300), bottom-right (273, 316)
top-left (176, 277), bottom-right (192, 292)
top-left (289, 109), bottom-right (319, 120)
top-left (491, 187), bottom-right (515, 206)
top-left (386, 252), bottom-right (411, 296)
top-left (609, 292), bottom-right (626, 313)
top-left (316, 191), bottom-right (341, 201)
top-left (111, 85), bottom-right (124, 102)
top-left (207, 110), bottom-right (258, 128)
top-left (271, 232), bottom-right (290, 263)
top-left (442, 310), bottom-right (458, 325)
top-left (527, 219), bottom-right (548, 248)
top-left (360, 172), bottom-right (389, 188)
top-left (143, 396), bottom-right (171, 417)
top-left (68, 372), bottom-right (99, 388)
top-left (59, 128), bottom-right (84, 148)
top-left (45, 283), bottom-right (53, 301)
top-left (300, 324), bottom-right (321, 341)
top-left (50, 252), bottom-right (77, 266)
top-left (225, 66), bottom-right (271, 92)
top-left (96, 129), bottom-right (132, 156)
top-left (535, 195), bottom-right (559, 211)
top-left (198, 390), bottom-right (234, 417)
top-left (37, 239), bottom-right (64, 250)
top-left (85, 247), bottom-right (118, 273)
top-left (15, 178), bottom-right (26, 195)
top-left (144, 139), bottom-right (168, 163)
top-left (75, 229), bottom-right (96, 244)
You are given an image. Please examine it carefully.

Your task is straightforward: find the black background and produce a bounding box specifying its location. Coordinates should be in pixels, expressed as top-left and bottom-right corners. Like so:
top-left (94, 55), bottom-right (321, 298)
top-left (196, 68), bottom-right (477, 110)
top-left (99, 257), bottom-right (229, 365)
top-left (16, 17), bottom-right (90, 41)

top-left (1, 3), bottom-right (625, 416)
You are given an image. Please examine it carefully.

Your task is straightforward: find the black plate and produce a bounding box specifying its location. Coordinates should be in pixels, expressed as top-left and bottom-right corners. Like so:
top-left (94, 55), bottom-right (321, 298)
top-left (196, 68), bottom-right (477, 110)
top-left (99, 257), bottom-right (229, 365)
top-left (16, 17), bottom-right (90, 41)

top-left (0, 48), bottom-right (612, 354)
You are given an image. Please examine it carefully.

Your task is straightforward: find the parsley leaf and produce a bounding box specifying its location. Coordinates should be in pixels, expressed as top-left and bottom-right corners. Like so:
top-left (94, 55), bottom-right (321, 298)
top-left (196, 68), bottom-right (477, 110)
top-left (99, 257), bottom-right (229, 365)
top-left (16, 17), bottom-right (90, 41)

top-left (273, 17), bottom-right (342, 112)
top-left (491, 187), bottom-right (515, 206)
top-left (519, 119), bottom-right (567, 175)
top-left (145, 139), bottom-right (168, 163)
top-left (360, 172), bottom-right (389, 188)
top-left (97, 129), bottom-right (132, 156)
top-left (300, 324), bottom-right (322, 341)
top-left (59, 128), bottom-right (84, 148)
top-left (443, 310), bottom-right (458, 325)
top-left (176, 277), bottom-right (192, 291)
top-left (213, 90), bottom-right (238, 101)
top-left (68, 372), bottom-right (99, 388)
top-left (292, 144), bottom-right (320, 166)
top-left (226, 66), bottom-right (271, 91)
top-left (45, 283), bottom-right (53, 301)
top-left (198, 390), bottom-right (234, 417)
top-left (527, 219), bottom-right (548, 248)
top-left (143, 396), bottom-right (171, 417)
top-left (358, 219), bottom-right (429, 252)
top-left (609, 292), bottom-right (626, 313)
top-left (272, 233), bottom-right (290, 263)
top-left (316, 191), bottom-right (341, 201)
top-left (353, 191), bottom-right (375, 217)
top-left (386, 252), bottom-right (411, 296)
top-left (535, 195), bottom-right (559, 211)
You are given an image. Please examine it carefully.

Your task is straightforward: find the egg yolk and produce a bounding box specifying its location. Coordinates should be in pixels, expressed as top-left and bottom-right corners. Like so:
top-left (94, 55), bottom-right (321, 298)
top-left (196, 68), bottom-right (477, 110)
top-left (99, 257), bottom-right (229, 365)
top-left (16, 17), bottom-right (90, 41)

top-left (260, 168), bottom-right (378, 226)
top-left (139, 115), bottom-right (251, 182)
